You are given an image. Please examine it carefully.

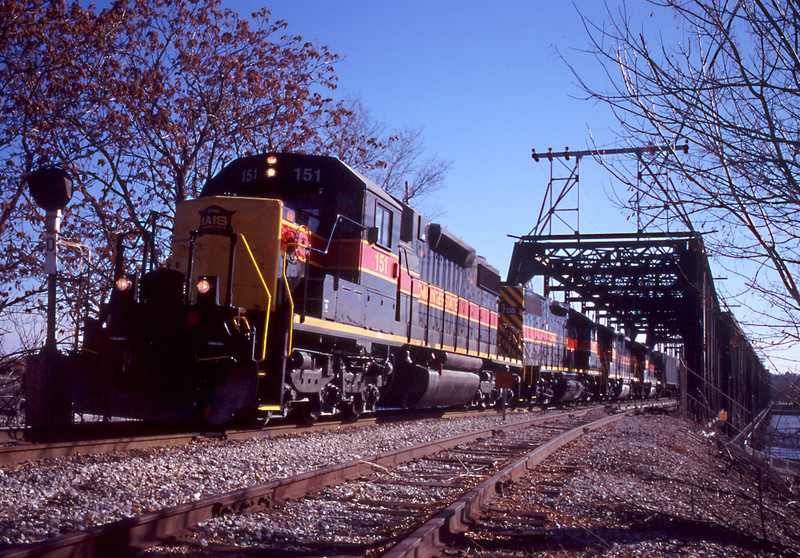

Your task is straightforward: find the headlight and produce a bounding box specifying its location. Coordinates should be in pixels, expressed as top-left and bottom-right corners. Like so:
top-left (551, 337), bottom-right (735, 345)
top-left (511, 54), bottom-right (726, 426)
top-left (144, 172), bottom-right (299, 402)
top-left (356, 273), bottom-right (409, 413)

top-left (196, 275), bottom-right (219, 305)
top-left (267, 155), bottom-right (278, 178)
top-left (196, 278), bottom-right (212, 295)
top-left (110, 274), bottom-right (137, 305)
top-left (115, 276), bottom-right (132, 291)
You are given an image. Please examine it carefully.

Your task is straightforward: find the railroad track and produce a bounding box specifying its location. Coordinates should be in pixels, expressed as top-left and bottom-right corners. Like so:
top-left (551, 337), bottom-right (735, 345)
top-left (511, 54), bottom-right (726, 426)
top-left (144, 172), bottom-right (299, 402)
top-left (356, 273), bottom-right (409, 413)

top-left (0, 400), bottom-right (671, 466)
top-left (0, 407), bottom-right (524, 465)
top-left (0, 404), bottom-right (653, 558)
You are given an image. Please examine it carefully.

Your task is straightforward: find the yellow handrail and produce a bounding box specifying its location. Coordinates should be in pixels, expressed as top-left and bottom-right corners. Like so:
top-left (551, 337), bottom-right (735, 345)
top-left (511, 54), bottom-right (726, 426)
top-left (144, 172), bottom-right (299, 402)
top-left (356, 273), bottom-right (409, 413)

top-left (238, 233), bottom-right (271, 362)
top-left (282, 252), bottom-right (295, 359)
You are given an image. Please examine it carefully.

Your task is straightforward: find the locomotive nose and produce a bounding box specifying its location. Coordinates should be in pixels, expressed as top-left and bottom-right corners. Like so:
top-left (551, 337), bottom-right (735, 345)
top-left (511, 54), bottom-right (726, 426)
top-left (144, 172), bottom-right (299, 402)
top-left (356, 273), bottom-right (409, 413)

top-left (170, 197), bottom-right (286, 312)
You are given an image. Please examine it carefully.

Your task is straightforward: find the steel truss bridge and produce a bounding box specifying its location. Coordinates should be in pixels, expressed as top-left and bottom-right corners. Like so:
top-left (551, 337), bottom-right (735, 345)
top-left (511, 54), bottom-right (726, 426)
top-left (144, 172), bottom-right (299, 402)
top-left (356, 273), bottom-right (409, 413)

top-left (513, 144), bottom-right (770, 432)
top-left (507, 231), bottom-right (706, 348)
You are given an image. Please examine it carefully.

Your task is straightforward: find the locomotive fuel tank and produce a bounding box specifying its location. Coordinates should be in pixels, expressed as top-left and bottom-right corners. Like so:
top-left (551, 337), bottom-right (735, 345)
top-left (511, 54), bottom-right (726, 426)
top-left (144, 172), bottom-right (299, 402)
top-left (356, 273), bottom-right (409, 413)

top-left (382, 350), bottom-right (484, 408)
top-left (396, 367), bottom-right (481, 408)
top-left (610, 381), bottom-right (632, 400)
top-left (551, 374), bottom-right (584, 404)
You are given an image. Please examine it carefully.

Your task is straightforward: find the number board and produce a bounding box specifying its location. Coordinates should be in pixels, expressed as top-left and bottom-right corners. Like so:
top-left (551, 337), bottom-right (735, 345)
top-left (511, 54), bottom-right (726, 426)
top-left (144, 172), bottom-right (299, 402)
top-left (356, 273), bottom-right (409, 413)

top-left (293, 166), bottom-right (322, 183)
top-left (231, 159), bottom-right (324, 189)
top-left (201, 153), bottom-right (354, 198)
top-left (236, 162), bottom-right (324, 186)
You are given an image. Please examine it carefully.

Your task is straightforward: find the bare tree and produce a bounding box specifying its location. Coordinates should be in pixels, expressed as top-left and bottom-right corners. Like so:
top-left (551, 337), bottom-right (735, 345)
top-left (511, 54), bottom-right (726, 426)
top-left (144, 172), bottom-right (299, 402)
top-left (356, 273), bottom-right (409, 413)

top-left (573, 0), bottom-right (800, 356)
top-left (317, 96), bottom-right (450, 206)
top-left (0, 0), bottom-right (450, 356)
top-left (370, 127), bottom-right (450, 206)
top-left (0, 0), bottom-right (109, 335)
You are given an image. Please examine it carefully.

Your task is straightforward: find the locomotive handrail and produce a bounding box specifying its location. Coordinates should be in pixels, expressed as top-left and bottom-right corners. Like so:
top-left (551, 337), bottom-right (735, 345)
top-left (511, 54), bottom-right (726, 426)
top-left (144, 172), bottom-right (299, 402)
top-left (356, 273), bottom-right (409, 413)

top-left (399, 247), bottom-right (413, 342)
top-left (113, 229), bottom-right (157, 283)
top-left (303, 213), bottom-right (369, 292)
top-left (238, 233), bottom-right (271, 362)
top-left (281, 253), bottom-right (294, 358)
top-left (186, 231), bottom-right (238, 307)
top-left (307, 214), bottom-right (369, 256)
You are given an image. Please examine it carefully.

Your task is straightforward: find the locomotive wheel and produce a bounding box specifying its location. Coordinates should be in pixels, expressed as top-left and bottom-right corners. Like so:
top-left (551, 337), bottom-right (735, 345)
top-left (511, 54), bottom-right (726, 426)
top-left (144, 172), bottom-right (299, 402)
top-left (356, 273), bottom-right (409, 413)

top-left (230, 407), bottom-right (270, 428)
top-left (297, 404), bottom-right (320, 425)
top-left (494, 389), bottom-right (515, 410)
top-left (471, 391), bottom-right (487, 411)
top-left (295, 396), bottom-right (322, 426)
top-left (364, 385), bottom-right (380, 414)
top-left (539, 384), bottom-right (554, 406)
top-left (342, 394), bottom-right (365, 422)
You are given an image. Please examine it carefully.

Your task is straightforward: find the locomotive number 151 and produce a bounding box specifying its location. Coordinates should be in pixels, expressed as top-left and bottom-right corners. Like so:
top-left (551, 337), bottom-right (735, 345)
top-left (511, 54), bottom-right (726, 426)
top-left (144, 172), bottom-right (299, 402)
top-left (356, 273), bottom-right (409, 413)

top-left (294, 167), bottom-right (321, 183)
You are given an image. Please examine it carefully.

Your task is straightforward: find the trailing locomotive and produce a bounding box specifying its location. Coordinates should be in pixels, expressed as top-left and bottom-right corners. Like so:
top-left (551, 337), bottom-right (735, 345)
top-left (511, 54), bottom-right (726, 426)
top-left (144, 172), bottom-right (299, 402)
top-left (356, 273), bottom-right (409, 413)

top-left (66, 153), bottom-right (673, 425)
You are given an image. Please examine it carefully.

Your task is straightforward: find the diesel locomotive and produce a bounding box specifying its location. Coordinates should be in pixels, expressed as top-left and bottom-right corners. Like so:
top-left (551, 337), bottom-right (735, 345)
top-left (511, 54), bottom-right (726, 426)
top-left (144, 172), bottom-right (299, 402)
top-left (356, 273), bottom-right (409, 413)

top-left (67, 153), bottom-right (673, 425)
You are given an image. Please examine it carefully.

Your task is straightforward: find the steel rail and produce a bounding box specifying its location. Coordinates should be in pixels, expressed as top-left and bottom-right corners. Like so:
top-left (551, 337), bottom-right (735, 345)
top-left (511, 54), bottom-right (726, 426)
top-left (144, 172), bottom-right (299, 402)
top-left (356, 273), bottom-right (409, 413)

top-left (0, 406), bottom-right (535, 465)
top-left (381, 410), bottom-right (634, 558)
top-left (0, 409), bottom-right (594, 558)
top-left (0, 401), bottom-right (672, 465)
top-left (0, 432), bottom-right (206, 465)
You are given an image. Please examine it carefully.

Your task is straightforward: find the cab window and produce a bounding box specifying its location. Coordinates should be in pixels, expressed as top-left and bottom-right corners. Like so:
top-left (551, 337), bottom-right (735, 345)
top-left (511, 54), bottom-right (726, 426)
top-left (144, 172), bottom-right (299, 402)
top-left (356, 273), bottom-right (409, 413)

top-left (375, 203), bottom-right (393, 248)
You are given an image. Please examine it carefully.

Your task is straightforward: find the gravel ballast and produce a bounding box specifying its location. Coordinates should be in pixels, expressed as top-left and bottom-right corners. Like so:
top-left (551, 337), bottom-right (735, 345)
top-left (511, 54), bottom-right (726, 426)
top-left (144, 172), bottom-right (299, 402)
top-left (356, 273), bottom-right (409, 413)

top-left (0, 412), bottom-right (532, 547)
top-left (484, 410), bottom-right (800, 557)
top-left (3, 408), bottom-right (799, 557)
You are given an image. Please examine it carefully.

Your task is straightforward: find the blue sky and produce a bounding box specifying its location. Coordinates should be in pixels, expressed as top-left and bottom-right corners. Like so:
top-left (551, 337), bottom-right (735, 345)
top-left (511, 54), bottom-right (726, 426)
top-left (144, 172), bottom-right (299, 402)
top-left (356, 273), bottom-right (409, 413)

top-left (253, 2), bottom-right (800, 372)
top-left (253, 1), bottom-right (651, 275)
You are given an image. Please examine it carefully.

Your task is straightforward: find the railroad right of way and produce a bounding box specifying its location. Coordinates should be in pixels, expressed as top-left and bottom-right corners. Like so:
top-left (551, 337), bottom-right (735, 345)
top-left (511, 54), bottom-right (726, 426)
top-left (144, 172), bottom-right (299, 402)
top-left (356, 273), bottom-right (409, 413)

top-left (0, 405), bottom-right (638, 557)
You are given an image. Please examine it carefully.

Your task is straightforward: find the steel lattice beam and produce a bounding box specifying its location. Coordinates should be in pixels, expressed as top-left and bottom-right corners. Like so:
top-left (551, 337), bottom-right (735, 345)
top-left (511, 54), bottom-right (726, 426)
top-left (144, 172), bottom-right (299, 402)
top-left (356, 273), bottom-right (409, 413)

top-left (507, 231), bottom-right (710, 345)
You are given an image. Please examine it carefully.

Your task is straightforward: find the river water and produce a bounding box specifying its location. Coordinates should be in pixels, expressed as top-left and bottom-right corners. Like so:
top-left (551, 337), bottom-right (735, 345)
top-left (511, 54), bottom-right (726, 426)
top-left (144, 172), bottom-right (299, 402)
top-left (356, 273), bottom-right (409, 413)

top-left (764, 412), bottom-right (800, 461)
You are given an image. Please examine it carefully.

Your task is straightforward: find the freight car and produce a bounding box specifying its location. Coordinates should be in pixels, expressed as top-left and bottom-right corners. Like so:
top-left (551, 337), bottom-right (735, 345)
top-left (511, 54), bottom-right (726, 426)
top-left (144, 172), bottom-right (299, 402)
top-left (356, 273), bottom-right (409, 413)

top-left (66, 153), bottom-right (673, 426)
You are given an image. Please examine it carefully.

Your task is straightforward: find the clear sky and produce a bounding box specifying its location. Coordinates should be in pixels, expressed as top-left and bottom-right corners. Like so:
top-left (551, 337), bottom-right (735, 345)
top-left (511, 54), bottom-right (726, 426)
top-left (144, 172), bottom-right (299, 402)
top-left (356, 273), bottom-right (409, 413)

top-left (251, 2), bottom-right (797, 372)
top-left (249, 0), bottom-right (652, 275)
top-left (76, 0), bottom-right (785, 371)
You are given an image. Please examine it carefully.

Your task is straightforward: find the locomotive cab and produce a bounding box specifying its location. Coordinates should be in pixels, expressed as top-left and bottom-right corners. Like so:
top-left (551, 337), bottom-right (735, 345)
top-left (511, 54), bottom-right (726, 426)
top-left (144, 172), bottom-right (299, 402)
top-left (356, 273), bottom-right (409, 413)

top-left (178, 154), bottom-right (405, 422)
top-left (567, 309), bottom-right (601, 400)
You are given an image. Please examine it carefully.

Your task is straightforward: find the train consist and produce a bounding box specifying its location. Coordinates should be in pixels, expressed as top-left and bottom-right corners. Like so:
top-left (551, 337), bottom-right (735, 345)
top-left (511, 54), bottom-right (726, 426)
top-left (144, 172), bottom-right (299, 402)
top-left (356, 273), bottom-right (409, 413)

top-left (66, 153), bottom-right (677, 425)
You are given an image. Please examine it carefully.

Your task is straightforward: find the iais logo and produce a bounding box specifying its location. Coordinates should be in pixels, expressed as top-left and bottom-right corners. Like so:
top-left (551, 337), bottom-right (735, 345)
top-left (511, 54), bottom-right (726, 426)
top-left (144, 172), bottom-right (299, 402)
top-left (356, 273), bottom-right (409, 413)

top-left (198, 205), bottom-right (236, 235)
